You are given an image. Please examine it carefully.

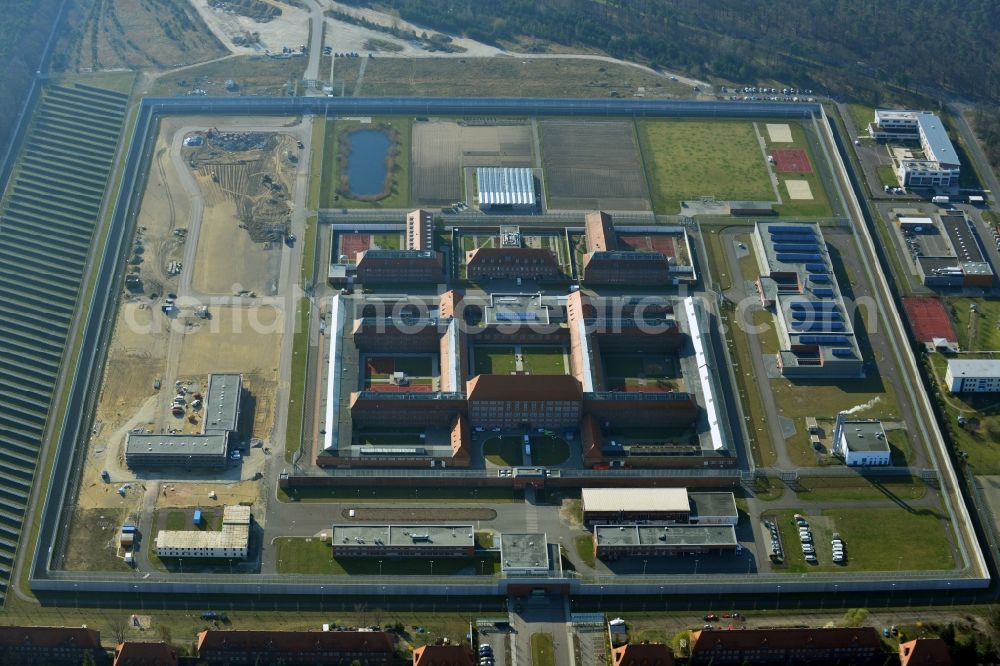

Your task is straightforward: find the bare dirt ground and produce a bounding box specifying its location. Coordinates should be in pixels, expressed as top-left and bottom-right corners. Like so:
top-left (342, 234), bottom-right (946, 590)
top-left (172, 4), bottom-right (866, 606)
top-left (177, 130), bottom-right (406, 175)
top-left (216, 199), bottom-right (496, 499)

top-left (411, 120), bottom-right (533, 205)
top-left (155, 480), bottom-right (260, 509)
top-left (63, 507), bottom-right (137, 572)
top-left (191, 0), bottom-right (311, 54)
top-left (188, 133), bottom-right (297, 296)
top-left (54, 0), bottom-right (227, 71)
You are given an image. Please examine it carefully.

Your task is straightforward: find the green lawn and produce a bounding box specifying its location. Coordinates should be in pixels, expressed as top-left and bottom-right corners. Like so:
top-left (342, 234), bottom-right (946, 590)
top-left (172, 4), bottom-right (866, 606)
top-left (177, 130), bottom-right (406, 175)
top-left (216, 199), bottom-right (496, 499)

top-left (638, 120), bottom-right (773, 213)
top-left (372, 233), bottom-right (401, 249)
top-left (521, 347), bottom-right (567, 375)
top-left (766, 507), bottom-right (954, 573)
top-left (602, 353), bottom-right (678, 379)
top-left (473, 346), bottom-right (518, 375)
top-left (531, 633), bottom-right (557, 666)
top-left (769, 374), bottom-right (898, 420)
top-left (794, 476), bottom-right (927, 502)
top-left (950, 297), bottom-right (1000, 351)
top-left (164, 511), bottom-right (186, 531)
top-left (300, 214), bottom-right (318, 285)
top-left (877, 165), bottom-right (899, 188)
top-left (847, 104), bottom-right (876, 135)
top-left (927, 353), bottom-right (1000, 474)
top-left (766, 123), bottom-right (834, 218)
top-left (393, 355), bottom-right (434, 376)
top-left (574, 534), bottom-right (596, 568)
top-left (530, 435), bottom-right (571, 466)
top-left (275, 538), bottom-right (501, 575)
top-left (483, 437), bottom-right (523, 466)
top-left (284, 298), bottom-right (312, 463)
top-left (321, 116), bottom-right (412, 209)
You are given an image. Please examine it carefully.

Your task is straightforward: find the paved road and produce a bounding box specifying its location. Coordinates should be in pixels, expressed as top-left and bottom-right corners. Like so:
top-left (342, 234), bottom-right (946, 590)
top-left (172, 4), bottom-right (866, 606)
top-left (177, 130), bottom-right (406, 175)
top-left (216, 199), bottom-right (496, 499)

top-left (511, 595), bottom-right (574, 666)
top-left (303, 0), bottom-right (325, 89)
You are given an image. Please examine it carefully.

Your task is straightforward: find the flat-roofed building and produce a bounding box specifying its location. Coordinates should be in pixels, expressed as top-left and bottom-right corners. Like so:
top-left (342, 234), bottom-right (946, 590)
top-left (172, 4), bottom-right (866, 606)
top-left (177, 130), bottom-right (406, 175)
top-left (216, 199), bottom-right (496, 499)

top-left (330, 525), bottom-right (475, 557)
top-left (125, 433), bottom-right (228, 469)
top-left (688, 492), bottom-right (739, 525)
top-left (593, 524), bottom-right (737, 557)
top-left (476, 167), bottom-right (536, 210)
top-left (155, 505), bottom-right (251, 559)
top-left (946, 359), bottom-right (1000, 393)
top-left (500, 532), bottom-right (550, 574)
top-left (869, 110), bottom-right (960, 190)
top-left (833, 416), bottom-right (890, 466)
top-left (204, 373), bottom-right (242, 434)
top-left (689, 627), bottom-right (885, 665)
top-left (752, 222), bottom-right (863, 378)
top-left (195, 629), bottom-right (394, 665)
top-left (582, 488), bottom-right (690, 524)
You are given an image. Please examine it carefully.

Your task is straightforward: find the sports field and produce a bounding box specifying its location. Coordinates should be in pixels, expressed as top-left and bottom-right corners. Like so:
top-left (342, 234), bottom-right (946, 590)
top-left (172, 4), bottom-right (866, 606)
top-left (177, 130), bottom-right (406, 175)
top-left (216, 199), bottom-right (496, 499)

top-left (638, 119), bottom-right (774, 213)
top-left (762, 122), bottom-right (834, 217)
top-left (472, 345), bottom-right (567, 376)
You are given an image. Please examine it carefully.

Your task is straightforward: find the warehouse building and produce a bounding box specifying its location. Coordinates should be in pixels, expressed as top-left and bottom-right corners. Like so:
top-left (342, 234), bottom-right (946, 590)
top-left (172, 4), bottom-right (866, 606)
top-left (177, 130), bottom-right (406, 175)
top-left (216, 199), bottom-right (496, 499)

top-left (125, 373), bottom-right (243, 469)
top-left (330, 525), bottom-right (475, 557)
top-left (946, 359), bottom-right (1000, 393)
top-left (582, 487), bottom-right (690, 524)
top-left (500, 533), bottom-right (550, 574)
top-left (688, 492), bottom-right (739, 525)
top-left (869, 110), bottom-right (960, 190)
top-left (125, 433), bottom-right (229, 469)
top-left (753, 222), bottom-right (864, 378)
top-left (593, 524), bottom-right (737, 558)
top-left (476, 167), bottom-right (536, 211)
top-left (832, 415), bottom-right (891, 466)
top-left (155, 505), bottom-right (251, 559)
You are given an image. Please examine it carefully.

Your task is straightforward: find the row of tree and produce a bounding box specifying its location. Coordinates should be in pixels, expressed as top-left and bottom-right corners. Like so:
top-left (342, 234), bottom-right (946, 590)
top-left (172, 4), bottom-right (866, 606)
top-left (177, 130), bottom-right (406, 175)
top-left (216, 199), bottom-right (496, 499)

top-left (972, 106), bottom-right (1000, 173)
top-left (0, 0), bottom-right (64, 156)
top-left (335, 0), bottom-right (1000, 105)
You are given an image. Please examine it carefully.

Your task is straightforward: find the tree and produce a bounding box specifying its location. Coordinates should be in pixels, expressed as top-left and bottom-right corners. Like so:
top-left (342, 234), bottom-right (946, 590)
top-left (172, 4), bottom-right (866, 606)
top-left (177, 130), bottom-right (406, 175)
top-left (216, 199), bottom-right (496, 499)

top-left (842, 608), bottom-right (869, 627)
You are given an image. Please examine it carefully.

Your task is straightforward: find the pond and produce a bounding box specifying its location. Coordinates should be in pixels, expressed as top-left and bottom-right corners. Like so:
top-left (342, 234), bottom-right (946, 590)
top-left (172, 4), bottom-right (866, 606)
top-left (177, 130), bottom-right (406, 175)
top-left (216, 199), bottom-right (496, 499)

top-left (343, 129), bottom-right (391, 197)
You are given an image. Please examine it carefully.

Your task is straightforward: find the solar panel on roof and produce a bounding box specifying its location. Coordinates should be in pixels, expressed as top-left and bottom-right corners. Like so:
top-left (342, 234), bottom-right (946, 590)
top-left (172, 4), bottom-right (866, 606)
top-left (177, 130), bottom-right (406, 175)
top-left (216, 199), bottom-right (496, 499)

top-left (769, 225), bottom-right (816, 234)
top-left (799, 335), bottom-right (851, 345)
top-left (774, 243), bottom-right (819, 253)
top-left (792, 321), bottom-right (846, 332)
top-left (805, 263), bottom-right (828, 273)
top-left (790, 301), bottom-right (838, 311)
top-left (832, 348), bottom-right (856, 358)
top-left (813, 287), bottom-right (835, 297)
top-left (809, 274), bottom-right (831, 283)
top-left (776, 253), bottom-right (823, 263)
top-left (792, 311), bottom-right (842, 322)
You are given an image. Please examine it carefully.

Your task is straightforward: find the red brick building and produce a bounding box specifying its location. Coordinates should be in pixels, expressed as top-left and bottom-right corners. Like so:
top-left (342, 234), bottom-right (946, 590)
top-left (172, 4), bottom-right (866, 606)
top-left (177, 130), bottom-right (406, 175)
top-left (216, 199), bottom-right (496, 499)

top-left (195, 629), bottom-right (395, 665)
top-left (689, 627), bottom-right (885, 665)
top-left (413, 644), bottom-right (475, 666)
top-left (466, 247), bottom-right (561, 281)
top-left (899, 638), bottom-right (952, 666)
top-left (581, 211), bottom-right (671, 286)
top-left (0, 626), bottom-right (103, 665)
top-left (114, 641), bottom-right (179, 666)
top-left (612, 642), bottom-right (675, 666)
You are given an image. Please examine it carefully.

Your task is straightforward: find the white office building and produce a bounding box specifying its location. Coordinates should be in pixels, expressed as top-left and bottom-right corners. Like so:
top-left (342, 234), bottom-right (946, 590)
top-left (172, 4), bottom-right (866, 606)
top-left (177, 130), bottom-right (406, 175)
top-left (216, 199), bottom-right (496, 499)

top-left (946, 359), bottom-right (1000, 393)
top-left (833, 416), bottom-right (891, 467)
top-left (869, 110), bottom-right (960, 189)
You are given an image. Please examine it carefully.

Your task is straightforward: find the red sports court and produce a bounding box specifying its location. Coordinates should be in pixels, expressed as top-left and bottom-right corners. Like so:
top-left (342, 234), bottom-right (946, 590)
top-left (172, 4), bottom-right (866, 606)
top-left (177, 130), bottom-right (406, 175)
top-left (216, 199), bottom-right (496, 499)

top-left (902, 297), bottom-right (957, 343)
top-left (340, 233), bottom-right (371, 261)
top-left (770, 148), bottom-right (813, 173)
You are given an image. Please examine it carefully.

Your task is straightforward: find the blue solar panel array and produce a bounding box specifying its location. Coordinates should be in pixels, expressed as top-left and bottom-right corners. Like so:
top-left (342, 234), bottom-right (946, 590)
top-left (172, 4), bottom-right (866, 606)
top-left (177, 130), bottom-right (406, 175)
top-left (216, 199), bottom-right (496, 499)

top-left (798, 335), bottom-right (851, 345)
top-left (771, 233), bottom-right (817, 242)
top-left (793, 321), bottom-right (846, 332)
top-left (813, 287), bottom-right (835, 297)
top-left (809, 274), bottom-right (831, 284)
top-left (774, 243), bottom-right (819, 253)
top-left (832, 348), bottom-right (856, 358)
top-left (790, 301), bottom-right (839, 311)
top-left (792, 311), bottom-right (842, 322)
top-left (495, 312), bottom-right (538, 321)
top-left (776, 253), bottom-right (824, 263)
top-left (769, 225), bottom-right (815, 235)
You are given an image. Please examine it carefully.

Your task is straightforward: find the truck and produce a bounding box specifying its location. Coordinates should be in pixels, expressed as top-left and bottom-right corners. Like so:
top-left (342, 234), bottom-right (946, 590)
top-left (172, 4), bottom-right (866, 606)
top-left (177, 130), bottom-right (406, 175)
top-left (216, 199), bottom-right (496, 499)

top-left (932, 195), bottom-right (950, 204)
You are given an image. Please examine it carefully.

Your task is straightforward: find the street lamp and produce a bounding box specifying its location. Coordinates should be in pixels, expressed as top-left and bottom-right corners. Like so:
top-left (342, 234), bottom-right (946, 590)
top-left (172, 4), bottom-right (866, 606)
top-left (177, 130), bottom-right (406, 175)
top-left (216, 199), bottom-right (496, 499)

top-left (642, 559), bottom-right (648, 576)
top-left (378, 560), bottom-right (383, 577)
top-left (430, 560), bottom-right (434, 576)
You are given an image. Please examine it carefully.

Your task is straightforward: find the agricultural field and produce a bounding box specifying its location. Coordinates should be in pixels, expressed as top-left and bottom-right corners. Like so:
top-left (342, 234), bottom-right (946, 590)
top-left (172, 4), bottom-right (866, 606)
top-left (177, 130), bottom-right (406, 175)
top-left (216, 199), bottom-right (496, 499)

top-left (411, 120), bottom-right (533, 206)
top-left (638, 119), bottom-right (774, 213)
top-left (350, 56), bottom-right (693, 98)
top-left (54, 0), bottom-right (227, 72)
top-left (540, 120), bottom-right (650, 211)
top-left (0, 82), bottom-right (129, 602)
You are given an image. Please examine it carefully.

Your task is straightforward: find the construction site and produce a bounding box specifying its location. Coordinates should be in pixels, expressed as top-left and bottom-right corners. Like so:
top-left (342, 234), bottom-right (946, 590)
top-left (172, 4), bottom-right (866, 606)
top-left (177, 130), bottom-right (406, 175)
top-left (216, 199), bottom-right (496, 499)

top-left (59, 116), bottom-right (304, 574)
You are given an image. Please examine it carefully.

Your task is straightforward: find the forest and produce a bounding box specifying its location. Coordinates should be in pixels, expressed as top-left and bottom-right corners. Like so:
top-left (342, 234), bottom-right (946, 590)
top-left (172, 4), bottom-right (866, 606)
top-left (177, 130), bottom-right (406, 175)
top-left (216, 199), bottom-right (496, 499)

top-left (338, 0), bottom-right (1000, 106)
top-left (973, 107), bottom-right (1000, 174)
top-left (0, 0), bottom-right (64, 157)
